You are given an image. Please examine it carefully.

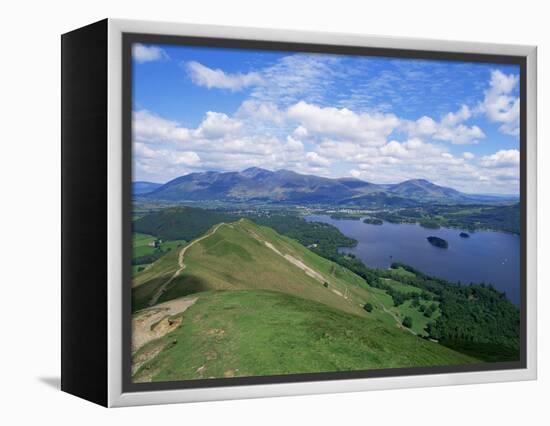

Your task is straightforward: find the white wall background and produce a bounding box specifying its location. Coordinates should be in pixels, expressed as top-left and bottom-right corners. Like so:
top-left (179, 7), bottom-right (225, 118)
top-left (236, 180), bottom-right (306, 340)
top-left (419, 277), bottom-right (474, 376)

top-left (1, 0), bottom-right (546, 424)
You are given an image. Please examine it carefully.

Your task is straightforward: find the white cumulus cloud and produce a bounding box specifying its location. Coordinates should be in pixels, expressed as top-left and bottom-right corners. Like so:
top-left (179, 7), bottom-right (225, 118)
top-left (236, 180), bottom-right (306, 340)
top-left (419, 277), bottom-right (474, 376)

top-left (193, 112), bottom-right (242, 139)
top-left (185, 61), bottom-right (264, 91)
top-left (236, 100), bottom-right (286, 124)
top-left (133, 110), bottom-right (190, 144)
top-left (480, 149), bottom-right (520, 168)
top-left (287, 101), bottom-right (399, 146)
top-left (403, 105), bottom-right (485, 145)
top-left (132, 44), bottom-right (169, 63)
top-left (477, 70), bottom-right (520, 136)
top-left (305, 151), bottom-right (331, 167)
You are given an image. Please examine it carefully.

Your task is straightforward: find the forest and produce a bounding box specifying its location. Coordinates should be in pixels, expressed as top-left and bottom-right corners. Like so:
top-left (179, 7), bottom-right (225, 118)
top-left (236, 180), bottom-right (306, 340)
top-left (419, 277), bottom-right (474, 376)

top-left (251, 214), bottom-right (358, 257)
top-left (133, 206), bottom-right (236, 241)
top-left (339, 257), bottom-right (521, 361)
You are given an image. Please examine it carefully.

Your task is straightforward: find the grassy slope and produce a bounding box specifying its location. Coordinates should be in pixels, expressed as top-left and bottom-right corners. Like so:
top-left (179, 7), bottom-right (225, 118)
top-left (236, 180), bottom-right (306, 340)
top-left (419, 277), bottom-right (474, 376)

top-left (391, 266), bottom-right (417, 279)
top-left (132, 219), bottom-right (443, 334)
top-left (381, 278), bottom-right (423, 295)
top-left (132, 219), bottom-right (480, 381)
top-left (133, 219), bottom-right (384, 318)
top-left (133, 290), bottom-right (477, 382)
top-left (132, 247), bottom-right (181, 312)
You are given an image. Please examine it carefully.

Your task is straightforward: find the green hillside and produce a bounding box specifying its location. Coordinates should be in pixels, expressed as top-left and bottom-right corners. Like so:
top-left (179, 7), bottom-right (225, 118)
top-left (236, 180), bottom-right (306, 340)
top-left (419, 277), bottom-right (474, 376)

top-left (133, 290), bottom-right (476, 383)
top-left (132, 218), bottom-right (480, 382)
top-left (134, 219), bottom-right (382, 319)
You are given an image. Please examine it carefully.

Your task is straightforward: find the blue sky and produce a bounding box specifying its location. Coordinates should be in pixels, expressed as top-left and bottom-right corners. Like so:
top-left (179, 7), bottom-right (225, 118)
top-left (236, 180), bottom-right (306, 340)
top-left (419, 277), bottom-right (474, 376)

top-left (132, 43), bottom-right (520, 194)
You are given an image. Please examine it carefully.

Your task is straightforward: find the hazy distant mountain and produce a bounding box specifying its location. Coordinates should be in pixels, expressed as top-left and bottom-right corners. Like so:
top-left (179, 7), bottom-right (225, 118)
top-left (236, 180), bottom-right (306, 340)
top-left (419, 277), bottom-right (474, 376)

top-left (133, 181), bottom-right (162, 195)
top-left (384, 179), bottom-right (465, 202)
top-left (137, 168), bottom-right (516, 206)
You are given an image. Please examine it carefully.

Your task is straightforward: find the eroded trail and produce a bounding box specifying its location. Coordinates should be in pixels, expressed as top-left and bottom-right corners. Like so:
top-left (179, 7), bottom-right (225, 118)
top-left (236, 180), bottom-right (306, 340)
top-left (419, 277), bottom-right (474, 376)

top-left (263, 241), bottom-right (327, 284)
top-left (259, 235), bottom-right (355, 302)
top-left (148, 223), bottom-right (225, 307)
top-left (133, 297), bottom-right (198, 352)
top-left (132, 296), bottom-right (198, 376)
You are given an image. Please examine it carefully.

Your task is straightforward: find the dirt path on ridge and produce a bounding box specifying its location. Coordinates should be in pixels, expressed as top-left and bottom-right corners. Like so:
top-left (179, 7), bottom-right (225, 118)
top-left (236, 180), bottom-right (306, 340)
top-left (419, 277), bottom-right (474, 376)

top-left (263, 241), bottom-right (327, 283)
top-left (148, 223), bottom-right (225, 307)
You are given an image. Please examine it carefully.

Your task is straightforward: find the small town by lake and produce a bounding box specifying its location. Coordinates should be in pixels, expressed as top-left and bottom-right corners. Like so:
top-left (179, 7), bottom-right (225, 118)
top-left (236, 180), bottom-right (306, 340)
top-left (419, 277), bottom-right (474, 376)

top-left (305, 215), bottom-right (520, 305)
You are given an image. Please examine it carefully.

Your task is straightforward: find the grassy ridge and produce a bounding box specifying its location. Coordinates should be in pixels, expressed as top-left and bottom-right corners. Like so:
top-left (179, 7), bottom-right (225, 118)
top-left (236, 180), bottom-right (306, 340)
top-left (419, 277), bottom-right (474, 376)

top-left (133, 290), bottom-right (477, 382)
top-left (133, 220), bottom-right (380, 318)
top-left (132, 219), bottom-right (446, 337)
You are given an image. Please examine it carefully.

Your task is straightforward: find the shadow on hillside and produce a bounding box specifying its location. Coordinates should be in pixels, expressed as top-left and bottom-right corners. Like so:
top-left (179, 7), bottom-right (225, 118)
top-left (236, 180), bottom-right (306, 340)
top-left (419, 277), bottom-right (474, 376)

top-left (133, 274), bottom-right (213, 312)
top-left (164, 274), bottom-right (211, 299)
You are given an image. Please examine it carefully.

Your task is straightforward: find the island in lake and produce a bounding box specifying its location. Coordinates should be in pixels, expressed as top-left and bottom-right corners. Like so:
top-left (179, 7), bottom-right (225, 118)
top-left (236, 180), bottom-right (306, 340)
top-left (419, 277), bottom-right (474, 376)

top-left (363, 217), bottom-right (383, 225)
top-left (459, 232), bottom-right (470, 238)
top-left (427, 236), bottom-right (449, 249)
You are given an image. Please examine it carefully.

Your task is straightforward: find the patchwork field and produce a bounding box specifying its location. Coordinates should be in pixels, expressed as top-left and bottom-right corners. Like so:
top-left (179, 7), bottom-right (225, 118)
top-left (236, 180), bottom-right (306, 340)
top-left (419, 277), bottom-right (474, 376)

top-left (132, 232), bottom-right (186, 274)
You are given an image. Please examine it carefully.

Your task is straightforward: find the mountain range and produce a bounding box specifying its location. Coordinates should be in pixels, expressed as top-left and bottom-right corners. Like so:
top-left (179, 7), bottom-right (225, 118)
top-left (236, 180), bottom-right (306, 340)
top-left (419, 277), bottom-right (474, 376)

top-left (135, 167), bottom-right (516, 206)
top-left (133, 181), bottom-right (163, 195)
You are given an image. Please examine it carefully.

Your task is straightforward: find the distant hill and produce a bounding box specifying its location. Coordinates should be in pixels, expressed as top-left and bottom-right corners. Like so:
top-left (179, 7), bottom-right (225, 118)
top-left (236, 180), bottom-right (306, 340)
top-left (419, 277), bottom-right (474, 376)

top-left (133, 181), bottom-right (162, 195)
top-left (133, 206), bottom-right (234, 241)
top-left (137, 168), bottom-right (512, 206)
top-left (385, 179), bottom-right (465, 202)
top-left (141, 168), bottom-right (359, 204)
top-left (338, 192), bottom-right (420, 208)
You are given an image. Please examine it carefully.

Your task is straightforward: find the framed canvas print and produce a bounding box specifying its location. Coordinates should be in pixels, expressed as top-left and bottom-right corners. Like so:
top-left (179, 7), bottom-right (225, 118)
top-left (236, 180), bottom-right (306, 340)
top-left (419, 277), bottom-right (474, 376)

top-left (61, 19), bottom-right (537, 407)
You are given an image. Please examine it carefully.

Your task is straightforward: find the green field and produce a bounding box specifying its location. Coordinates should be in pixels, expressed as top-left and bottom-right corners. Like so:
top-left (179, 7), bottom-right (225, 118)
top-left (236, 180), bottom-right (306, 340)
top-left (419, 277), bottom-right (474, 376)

top-left (132, 290), bottom-right (476, 382)
top-left (132, 232), bottom-right (186, 274)
top-left (390, 266), bottom-right (417, 279)
top-left (133, 233), bottom-right (156, 255)
top-left (381, 278), bottom-right (423, 295)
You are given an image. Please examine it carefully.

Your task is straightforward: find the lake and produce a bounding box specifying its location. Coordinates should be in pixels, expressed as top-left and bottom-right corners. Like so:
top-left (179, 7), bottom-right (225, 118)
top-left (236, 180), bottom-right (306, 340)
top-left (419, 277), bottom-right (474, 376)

top-left (305, 215), bottom-right (520, 305)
